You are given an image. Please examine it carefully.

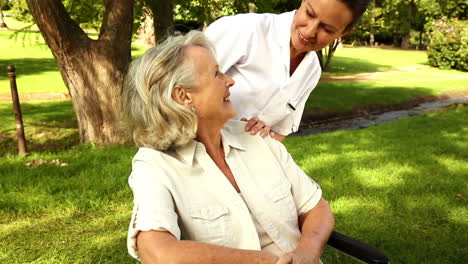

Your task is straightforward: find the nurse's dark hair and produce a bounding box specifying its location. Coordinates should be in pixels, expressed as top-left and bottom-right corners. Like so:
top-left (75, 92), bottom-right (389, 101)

top-left (339, 0), bottom-right (372, 31)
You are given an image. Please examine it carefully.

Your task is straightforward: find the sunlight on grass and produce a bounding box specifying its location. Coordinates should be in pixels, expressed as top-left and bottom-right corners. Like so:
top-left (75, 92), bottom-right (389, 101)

top-left (307, 79), bottom-right (468, 114)
top-left (284, 106), bottom-right (468, 263)
top-left (330, 47), bottom-right (428, 75)
top-left (331, 197), bottom-right (386, 216)
top-left (448, 207), bottom-right (468, 224)
top-left (0, 30), bottom-right (151, 94)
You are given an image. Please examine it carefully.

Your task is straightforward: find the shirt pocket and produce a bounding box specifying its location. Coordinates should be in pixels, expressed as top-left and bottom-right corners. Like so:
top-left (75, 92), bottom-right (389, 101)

top-left (259, 91), bottom-right (293, 126)
top-left (267, 184), bottom-right (298, 222)
top-left (188, 205), bottom-right (231, 246)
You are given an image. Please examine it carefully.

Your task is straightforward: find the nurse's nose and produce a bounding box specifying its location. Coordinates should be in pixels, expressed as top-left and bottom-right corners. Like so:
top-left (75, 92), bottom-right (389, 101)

top-left (303, 20), bottom-right (319, 40)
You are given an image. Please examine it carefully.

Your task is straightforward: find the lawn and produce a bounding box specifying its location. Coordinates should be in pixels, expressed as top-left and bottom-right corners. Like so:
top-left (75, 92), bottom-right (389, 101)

top-left (1, 101), bottom-right (467, 263)
top-left (323, 46), bottom-right (429, 76)
top-left (0, 30), bottom-right (148, 94)
top-left (306, 79), bottom-right (468, 114)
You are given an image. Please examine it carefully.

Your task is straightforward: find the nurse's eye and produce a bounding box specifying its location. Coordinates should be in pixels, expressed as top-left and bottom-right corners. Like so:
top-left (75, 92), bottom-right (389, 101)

top-left (323, 25), bottom-right (335, 34)
top-left (215, 70), bottom-right (221, 77)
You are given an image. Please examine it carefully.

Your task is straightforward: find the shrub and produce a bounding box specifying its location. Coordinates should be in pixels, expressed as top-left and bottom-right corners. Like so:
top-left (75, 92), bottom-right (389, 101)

top-left (427, 17), bottom-right (468, 71)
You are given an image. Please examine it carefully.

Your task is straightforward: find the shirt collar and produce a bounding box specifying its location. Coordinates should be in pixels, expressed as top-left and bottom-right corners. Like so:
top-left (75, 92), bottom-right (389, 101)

top-left (175, 122), bottom-right (246, 166)
top-left (221, 124), bottom-right (246, 155)
top-left (175, 139), bottom-right (198, 166)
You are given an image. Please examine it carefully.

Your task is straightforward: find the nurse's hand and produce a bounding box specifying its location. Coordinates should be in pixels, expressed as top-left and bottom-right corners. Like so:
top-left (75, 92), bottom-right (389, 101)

top-left (241, 117), bottom-right (271, 137)
top-left (275, 252), bottom-right (320, 264)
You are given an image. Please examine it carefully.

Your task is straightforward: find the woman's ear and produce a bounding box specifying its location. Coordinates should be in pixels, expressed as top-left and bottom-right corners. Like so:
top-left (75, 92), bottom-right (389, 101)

top-left (172, 86), bottom-right (193, 107)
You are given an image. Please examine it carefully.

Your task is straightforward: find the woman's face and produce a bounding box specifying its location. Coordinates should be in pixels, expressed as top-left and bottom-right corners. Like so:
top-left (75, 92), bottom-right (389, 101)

top-left (186, 46), bottom-right (236, 125)
top-left (291, 0), bottom-right (353, 55)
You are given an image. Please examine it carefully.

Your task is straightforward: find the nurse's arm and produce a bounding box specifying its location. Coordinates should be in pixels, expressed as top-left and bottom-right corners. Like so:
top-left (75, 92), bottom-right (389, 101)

top-left (137, 230), bottom-right (279, 264)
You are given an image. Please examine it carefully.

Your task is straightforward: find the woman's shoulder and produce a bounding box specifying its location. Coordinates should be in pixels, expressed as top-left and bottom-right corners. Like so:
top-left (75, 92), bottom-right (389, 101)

top-left (222, 120), bottom-right (281, 152)
top-left (132, 146), bottom-right (185, 168)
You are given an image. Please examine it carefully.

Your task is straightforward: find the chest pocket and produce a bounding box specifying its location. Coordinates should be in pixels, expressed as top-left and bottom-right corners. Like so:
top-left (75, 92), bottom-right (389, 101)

top-left (259, 90), bottom-right (293, 126)
top-left (188, 205), bottom-right (231, 246)
top-left (267, 184), bottom-right (298, 223)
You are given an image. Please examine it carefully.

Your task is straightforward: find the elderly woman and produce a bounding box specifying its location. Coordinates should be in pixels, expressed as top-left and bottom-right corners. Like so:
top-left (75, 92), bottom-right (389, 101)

top-left (122, 31), bottom-right (334, 264)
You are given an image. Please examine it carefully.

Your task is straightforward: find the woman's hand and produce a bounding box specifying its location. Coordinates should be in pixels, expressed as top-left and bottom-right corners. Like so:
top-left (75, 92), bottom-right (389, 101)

top-left (241, 117), bottom-right (271, 137)
top-left (275, 252), bottom-right (320, 264)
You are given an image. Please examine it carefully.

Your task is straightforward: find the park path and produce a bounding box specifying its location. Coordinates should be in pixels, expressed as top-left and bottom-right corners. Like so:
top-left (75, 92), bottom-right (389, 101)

top-left (320, 65), bottom-right (468, 82)
top-left (0, 66), bottom-right (467, 102)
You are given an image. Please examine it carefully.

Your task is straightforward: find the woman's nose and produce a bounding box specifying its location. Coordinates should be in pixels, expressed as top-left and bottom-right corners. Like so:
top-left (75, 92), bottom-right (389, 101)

top-left (224, 74), bottom-right (235, 87)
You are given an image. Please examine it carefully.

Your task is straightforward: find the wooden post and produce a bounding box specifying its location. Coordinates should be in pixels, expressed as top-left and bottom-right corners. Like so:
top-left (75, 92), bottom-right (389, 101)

top-left (7, 65), bottom-right (28, 156)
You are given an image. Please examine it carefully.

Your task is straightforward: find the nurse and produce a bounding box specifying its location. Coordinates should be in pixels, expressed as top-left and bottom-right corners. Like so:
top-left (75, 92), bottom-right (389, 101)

top-left (205, 0), bottom-right (371, 141)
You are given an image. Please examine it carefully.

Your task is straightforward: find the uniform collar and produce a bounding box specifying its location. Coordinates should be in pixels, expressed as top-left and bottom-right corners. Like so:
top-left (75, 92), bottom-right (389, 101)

top-left (175, 121), bottom-right (246, 166)
top-left (275, 10), bottom-right (296, 49)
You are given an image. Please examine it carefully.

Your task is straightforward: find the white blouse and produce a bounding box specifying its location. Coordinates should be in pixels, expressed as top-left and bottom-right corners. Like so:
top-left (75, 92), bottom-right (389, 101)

top-left (205, 11), bottom-right (322, 135)
top-left (127, 121), bottom-right (322, 259)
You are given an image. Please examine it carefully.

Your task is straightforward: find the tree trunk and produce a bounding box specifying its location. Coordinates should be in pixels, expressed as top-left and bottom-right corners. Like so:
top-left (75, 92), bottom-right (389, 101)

top-left (0, 7), bottom-right (7, 28)
top-left (316, 39), bottom-right (341, 72)
top-left (369, 0), bottom-right (375, 46)
top-left (146, 0), bottom-right (173, 44)
top-left (136, 9), bottom-right (155, 47)
top-left (401, 33), bottom-right (410, 49)
top-left (27, 0), bottom-right (133, 144)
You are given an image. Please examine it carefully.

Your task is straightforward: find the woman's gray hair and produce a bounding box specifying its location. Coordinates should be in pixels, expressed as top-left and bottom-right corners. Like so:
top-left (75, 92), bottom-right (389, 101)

top-left (121, 30), bottom-right (215, 150)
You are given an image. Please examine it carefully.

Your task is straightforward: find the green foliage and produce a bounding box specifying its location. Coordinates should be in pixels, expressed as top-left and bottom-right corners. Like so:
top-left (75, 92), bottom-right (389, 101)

top-left (10, 0), bottom-right (104, 31)
top-left (427, 17), bottom-right (468, 71)
top-left (11, 0), bottom-right (33, 23)
top-left (0, 0), bottom-right (10, 9)
top-left (174, 0), bottom-right (240, 25)
top-left (173, 0), bottom-right (300, 25)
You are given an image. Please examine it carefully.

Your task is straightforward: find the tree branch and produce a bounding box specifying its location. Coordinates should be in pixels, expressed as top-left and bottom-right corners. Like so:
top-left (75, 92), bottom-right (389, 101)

top-left (99, 0), bottom-right (134, 43)
top-left (27, 0), bottom-right (89, 53)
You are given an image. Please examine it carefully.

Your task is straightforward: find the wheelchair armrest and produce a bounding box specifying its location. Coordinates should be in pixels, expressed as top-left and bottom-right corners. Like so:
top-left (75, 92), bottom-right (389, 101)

top-left (327, 231), bottom-right (390, 264)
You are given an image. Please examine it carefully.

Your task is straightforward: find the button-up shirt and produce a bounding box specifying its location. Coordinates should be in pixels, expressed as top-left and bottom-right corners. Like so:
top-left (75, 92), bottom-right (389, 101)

top-left (127, 120), bottom-right (322, 259)
top-left (205, 11), bottom-right (322, 135)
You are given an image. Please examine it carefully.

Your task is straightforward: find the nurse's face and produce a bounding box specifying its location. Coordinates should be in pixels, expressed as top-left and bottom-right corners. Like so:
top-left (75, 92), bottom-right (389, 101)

top-left (291, 0), bottom-right (353, 56)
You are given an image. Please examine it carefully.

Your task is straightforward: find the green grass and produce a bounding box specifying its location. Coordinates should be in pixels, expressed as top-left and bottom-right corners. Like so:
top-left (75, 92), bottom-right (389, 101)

top-left (0, 30), bottom-right (66, 94)
top-left (2, 17), bottom-right (39, 31)
top-left (0, 30), bottom-right (148, 94)
top-left (1, 101), bottom-right (467, 263)
top-left (285, 106), bottom-right (468, 263)
top-left (324, 46), bottom-right (429, 76)
top-left (0, 101), bottom-right (78, 156)
top-left (305, 79), bottom-right (468, 114)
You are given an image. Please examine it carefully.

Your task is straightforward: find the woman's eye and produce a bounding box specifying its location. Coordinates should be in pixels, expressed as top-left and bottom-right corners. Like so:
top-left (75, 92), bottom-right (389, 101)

top-left (323, 26), bottom-right (334, 34)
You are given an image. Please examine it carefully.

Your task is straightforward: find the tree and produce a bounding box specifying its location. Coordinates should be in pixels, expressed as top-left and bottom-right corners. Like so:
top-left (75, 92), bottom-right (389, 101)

top-left (26, 0), bottom-right (134, 144)
top-left (0, 0), bottom-right (9, 28)
top-left (143, 0), bottom-right (174, 43)
top-left (316, 39), bottom-right (341, 72)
